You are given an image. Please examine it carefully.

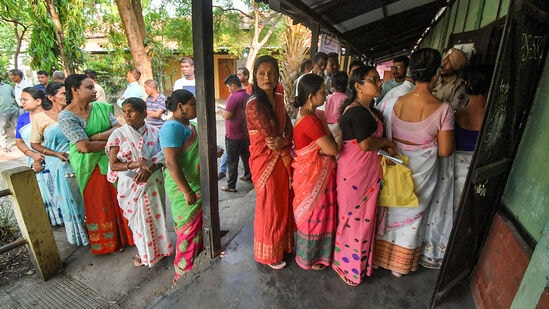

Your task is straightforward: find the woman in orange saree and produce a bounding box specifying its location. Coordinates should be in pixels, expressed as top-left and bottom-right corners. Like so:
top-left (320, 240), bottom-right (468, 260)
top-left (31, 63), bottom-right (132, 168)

top-left (291, 74), bottom-right (338, 270)
top-left (59, 74), bottom-right (133, 254)
top-left (245, 56), bottom-right (294, 270)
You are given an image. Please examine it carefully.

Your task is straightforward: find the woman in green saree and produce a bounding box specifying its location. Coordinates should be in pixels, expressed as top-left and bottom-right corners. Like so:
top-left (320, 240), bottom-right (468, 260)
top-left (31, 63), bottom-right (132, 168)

top-left (59, 74), bottom-right (133, 254)
top-left (159, 89), bottom-right (202, 284)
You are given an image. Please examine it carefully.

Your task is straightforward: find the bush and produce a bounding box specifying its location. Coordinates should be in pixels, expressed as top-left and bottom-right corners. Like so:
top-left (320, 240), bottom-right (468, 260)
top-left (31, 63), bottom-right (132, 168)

top-left (0, 197), bottom-right (20, 244)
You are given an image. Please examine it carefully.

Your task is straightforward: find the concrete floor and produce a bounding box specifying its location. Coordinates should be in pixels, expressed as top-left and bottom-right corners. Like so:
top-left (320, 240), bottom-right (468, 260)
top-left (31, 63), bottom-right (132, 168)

top-left (149, 215), bottom-right (474, 309)
top-left (0, 115), bottom-right (475, 309)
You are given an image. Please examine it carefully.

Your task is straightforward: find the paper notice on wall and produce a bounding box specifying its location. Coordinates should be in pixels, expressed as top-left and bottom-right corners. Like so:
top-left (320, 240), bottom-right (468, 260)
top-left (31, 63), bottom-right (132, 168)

top-left (319, 34), bottom-right (341, 54)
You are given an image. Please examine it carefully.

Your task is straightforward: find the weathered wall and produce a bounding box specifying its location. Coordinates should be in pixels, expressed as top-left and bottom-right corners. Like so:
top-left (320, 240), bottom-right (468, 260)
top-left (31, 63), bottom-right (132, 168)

top-left (420, 0), bottom-right (509, 50)
top-left (504, 48), bottom-right (549, 309)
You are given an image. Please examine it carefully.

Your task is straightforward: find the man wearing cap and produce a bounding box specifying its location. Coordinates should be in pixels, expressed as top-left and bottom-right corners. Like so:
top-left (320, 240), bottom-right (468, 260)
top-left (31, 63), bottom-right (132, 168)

top-left (432, 48), bottom-right (468, 110)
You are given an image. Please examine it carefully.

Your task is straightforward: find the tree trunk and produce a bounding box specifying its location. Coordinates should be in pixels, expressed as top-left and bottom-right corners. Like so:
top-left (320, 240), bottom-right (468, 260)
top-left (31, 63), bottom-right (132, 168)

top-left (44, 0), bottom-right (72, 73)
top-left (115, 0), bottom-right (153, 84)
top-left (244, 2), bottom-right (282, 71)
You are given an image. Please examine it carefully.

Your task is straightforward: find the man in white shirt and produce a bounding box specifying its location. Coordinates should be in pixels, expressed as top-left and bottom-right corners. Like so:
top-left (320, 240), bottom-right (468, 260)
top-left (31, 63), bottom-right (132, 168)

top-left (8, 69), bottom-right (32, 114)
top-left (173, 57), bottom-right (196, 95)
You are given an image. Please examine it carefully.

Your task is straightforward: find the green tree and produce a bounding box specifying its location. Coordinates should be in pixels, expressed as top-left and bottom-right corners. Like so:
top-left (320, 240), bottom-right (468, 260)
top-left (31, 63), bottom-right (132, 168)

top-left (0, 0), bottom-right (32, 69)
top-left (27, 0), bottom-right (86, 73)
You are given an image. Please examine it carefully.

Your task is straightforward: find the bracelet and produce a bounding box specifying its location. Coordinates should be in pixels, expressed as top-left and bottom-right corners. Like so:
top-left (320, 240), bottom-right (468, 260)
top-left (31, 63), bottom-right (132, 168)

top-left (42, 149), bottom-right (48, 155)
top-left (126, 161), bottom-right (132, 170)
top-left (98, 132), bottom-right (102, 140)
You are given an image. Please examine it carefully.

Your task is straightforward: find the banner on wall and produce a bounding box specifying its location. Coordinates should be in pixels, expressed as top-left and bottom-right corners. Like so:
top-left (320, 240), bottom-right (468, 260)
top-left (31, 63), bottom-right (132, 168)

top-left (319, 34), bottom-right (341, 54)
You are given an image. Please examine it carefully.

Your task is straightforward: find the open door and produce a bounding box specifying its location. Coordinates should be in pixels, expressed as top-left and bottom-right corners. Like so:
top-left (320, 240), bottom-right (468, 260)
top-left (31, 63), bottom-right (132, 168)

top-left (431, 0), bottom-right (549, 307)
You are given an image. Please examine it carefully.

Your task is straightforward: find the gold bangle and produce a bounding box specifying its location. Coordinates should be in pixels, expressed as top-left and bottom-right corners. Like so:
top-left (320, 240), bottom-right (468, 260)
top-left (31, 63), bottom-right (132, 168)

top-left (98, 132), bottom-right (102, 140)
top-left (126, 161), bottom-right (131, 170)
top-left (42, 149), bottom-right (47, 155)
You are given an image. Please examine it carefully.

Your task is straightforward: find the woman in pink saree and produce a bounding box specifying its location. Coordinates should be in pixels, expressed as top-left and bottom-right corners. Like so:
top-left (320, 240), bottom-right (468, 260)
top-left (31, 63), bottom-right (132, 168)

top-left (292, 74), bottom-right (339, 270)
top-left (333, 66), bottom-right (395, 286)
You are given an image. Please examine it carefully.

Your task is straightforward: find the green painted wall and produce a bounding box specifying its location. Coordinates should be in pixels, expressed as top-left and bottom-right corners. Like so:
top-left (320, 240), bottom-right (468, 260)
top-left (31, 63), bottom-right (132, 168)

top-left (502, 50), bottom-right (549, 242)
top-left (421, 0), bottom-right (547, 307)
top-left (511, 221), bottom-right (549, 309)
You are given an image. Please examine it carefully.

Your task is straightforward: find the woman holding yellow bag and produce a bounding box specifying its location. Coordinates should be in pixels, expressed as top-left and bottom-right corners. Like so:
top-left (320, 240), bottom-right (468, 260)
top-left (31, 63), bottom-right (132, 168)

top-left (374, 48), bottom-right (454, 277)
top-left (332, 66), bottom-right (395, 286)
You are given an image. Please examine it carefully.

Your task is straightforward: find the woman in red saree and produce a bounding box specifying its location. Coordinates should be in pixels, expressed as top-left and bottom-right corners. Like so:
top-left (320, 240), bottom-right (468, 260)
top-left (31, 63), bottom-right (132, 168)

top-left (333, 66), bottom-right (395, 286)
top-left (245, 55), bottom-right (294, 270)
top-left (292, 74), bottom-right (338, 270)
top-left (59, 74), bottom-right (133, 254)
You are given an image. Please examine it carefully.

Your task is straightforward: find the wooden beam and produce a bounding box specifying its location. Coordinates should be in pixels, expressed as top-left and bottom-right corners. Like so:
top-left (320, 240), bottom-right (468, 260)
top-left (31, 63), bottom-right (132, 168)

top-left (1, 166), bottom-right (62, 280)
top-left (192, 0), bottom-right (222, 258)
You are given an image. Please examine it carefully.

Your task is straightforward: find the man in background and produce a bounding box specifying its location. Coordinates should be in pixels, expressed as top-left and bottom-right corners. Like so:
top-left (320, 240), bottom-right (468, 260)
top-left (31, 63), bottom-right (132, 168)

top-left (144, 79), bottom-right (167, 129)
top-left (8, 69), bottom-right (31, 114)
top-left (220, 74), bottom-right (251, 192)
top-left (117, 68), bottom-right (143, 107)
top-left (173, 57), bottom-right (196, 95)
top-left (237, 67), bottom-right (251, 93)
top-left (35, 70), bottom-right (50, 93)
top-left (325, 52), bottom-right (339, 93)
top-left (0, 75), bottom-right (19, 152)
top-left (432, 48), bottom-right (469, 110)
top-left (52, 71), bottom-right (65, 83)
top-left (377, 55), bottom-right (409, 103)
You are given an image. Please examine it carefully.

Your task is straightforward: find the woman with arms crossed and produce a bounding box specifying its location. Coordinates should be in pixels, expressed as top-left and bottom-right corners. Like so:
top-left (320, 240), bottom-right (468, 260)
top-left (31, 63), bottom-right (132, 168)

top-left (292, 73), bottom-right (339, 271)
top-left (59, 74), bottom-right (133, 254)
top-left (106, 97), bottom-right (173, 267)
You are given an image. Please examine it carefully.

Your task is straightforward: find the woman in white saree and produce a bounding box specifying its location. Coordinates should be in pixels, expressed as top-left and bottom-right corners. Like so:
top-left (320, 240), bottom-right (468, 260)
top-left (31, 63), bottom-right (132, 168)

top-left (106, 97), bottom-right (173, 267)
top-left (375, 48), bottom-right (454, 277)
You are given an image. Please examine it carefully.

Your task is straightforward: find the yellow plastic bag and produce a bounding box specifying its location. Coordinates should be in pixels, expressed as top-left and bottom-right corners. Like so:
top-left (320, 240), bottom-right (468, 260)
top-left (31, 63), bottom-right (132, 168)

top-left (377, 155), bottom-right (419, 207)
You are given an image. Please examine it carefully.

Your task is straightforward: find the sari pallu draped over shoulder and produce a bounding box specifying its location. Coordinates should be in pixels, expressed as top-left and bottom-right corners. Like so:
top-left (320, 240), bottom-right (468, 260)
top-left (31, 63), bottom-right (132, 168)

top-left (292, 139), bottom-right (337, 269)
top-left (163, 122), bottom-right (203, 279)
top-left (70, 102), bottom-right (114, 191)
top-left (246, 93), bottom-right (294, 265)
top-left (43, 122), bottom-right (88, 246)
top-left (61, 102), bottom-right (133, 255)
top-left (247, 94), bottom-right (292, 193)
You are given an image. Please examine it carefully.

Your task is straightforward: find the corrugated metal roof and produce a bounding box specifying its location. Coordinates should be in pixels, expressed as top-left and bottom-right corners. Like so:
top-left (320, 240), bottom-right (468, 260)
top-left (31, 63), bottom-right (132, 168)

top-left (263, 0), bottom-right (449, 62)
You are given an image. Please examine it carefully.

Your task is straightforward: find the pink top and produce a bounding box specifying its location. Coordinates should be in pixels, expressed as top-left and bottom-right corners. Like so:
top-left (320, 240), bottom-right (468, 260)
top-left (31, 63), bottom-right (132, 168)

top-left (391, 102), bottom-right (454, 145)
top-left (324, 91), bottom-right (346, 124)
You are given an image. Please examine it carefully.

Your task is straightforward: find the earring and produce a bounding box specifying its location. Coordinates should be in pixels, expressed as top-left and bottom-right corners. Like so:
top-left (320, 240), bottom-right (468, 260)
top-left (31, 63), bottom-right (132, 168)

top-left (309, 103), bottom-right (313, 109)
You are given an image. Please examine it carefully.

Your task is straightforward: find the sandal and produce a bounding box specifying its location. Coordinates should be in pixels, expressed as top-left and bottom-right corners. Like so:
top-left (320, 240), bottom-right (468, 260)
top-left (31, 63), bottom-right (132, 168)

top-left (221, 186), bottom-right (237, 192)
top-left (391, 271), bottom-right (403, 278)
top-left (133, 255), bottom-right (144, 267)
top-left (267, 261), bottom-right (286, 270)
top-left (334, 267), bottom-right (358, 286)
top-left (311, 264), bottom-right (327, 271)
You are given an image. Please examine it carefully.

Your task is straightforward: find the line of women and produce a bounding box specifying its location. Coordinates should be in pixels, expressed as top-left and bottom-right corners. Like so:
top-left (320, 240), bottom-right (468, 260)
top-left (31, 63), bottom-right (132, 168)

top-left (246, 49), bottom-right (456, 287)
top-left (16, 74), bottom-right (203, 284)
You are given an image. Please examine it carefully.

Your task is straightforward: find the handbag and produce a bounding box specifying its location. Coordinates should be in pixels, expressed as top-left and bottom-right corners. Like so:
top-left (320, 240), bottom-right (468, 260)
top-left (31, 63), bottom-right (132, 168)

top-left (377, 155), bottom-right (419, 207)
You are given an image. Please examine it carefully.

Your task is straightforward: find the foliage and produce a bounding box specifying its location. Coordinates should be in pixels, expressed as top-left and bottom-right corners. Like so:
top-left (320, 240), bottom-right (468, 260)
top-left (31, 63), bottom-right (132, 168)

top-left (279, 17), bottom-right (311, 114)
top-left (0, 197), bottom-right (19, 243)
top-left (0, 0), bottom-right (33, 69)
top-left (26, 0), bottom-right (86, 72)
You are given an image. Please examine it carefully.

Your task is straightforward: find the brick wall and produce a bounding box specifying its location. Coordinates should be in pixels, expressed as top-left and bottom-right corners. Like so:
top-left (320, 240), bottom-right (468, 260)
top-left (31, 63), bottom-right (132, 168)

top-left (471, 213), bottom-right (531, 309)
